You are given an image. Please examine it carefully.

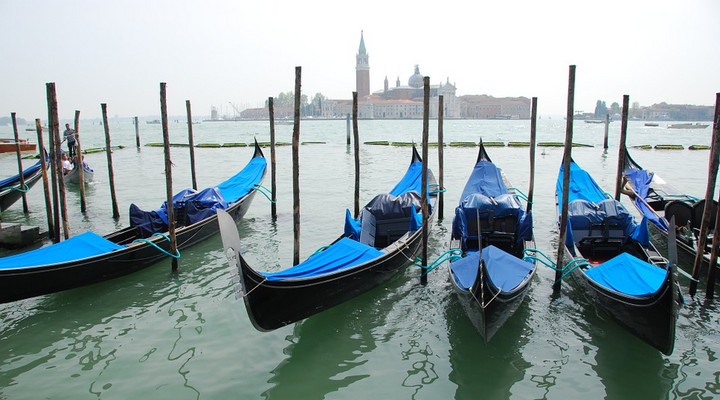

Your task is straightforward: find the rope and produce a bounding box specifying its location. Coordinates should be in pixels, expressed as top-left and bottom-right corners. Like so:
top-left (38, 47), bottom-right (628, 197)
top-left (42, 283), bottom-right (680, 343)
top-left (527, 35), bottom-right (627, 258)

top-left (240, 277), bottom-right (268, 298)
top-left (253, 184), bottom-right (276, 203)
top-left (522, 248), bottom-right (591, 280)
top-left (132, 233), bottom-right (181, 258)
top-left (413, 248), bottom-right (462, 273)
top-left (10, 183), bottom-right (30, 193)
top-left (507, 187), bottom-right (530, 203)
top-left (429, 183), bottom-right (447, 195)
top-left (310, 245), bottom-right (330, 256)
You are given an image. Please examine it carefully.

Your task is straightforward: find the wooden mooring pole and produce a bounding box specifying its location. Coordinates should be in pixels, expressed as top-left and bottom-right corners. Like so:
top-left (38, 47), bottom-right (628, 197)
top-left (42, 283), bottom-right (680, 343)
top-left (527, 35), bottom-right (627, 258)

top-left (438, 95), bottom-right (444, 221)
top-left (186, 100), bottom-right (198, 191)
top-left (555, 65), bottom-right (576, 293)
top-left (46, 83), bottom-right (61, 242)
top-left (690, 92), bottom-right (720, 296)
top-left (603, 113), bottom-right (610, 150)
top-left (160, 83), bottom-right (179, 271)
top-left (528, 97), bottom-right (537, 213)
top-left (352, 92), bottom-right (360, 218)
top-left (346, 113), bottom-right (351, 146)
top-left (74, 110), bottom-right (87, 213)
top-left (134, 116), bottom-right (141, 149)
top-left (35, 119), bottom-right (54, 237)
top-left (101, 103), bottom-right (120, 219)
top-left (292, 66), bottom-right (301, 266)
top-left (614, 96), bottom-right (630, 201)
top-left (420, 76), bottom-right (430, 286)
top-left (47, 83), bottom-right (70, 240)
top-left (704, 93), bottom-right (720, 297)
top-left (268, 97), bottom-right (277, 220)
top-left (10, 113), bottom-right (29, 213)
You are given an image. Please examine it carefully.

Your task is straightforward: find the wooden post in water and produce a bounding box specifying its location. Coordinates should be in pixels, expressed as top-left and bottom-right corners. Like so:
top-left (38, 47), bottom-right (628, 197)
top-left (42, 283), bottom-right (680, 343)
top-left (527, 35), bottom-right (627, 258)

top-left (10, 113), bottom-right (29, 213)
top-left (160, 83), bottom-right (179, 271)
top-left (352, 92), bottom-right (360, 219)
top-left (47, 84), bottom-right (70, 240)
top-left (603, 113), bottom-right (610, 150)
top-left (555, 65), bottom-right (576, 292)
top-left (421, 76), bottom-right (430, 286)
top-left (704, 190), bottom-right (720, 298)
top-left (134, 116), bottom-right (141, 149)
top-left (74, 110), bottom-right (87, 213)
top-left (101, 103), bottom-right (120, 219)
top-left (438, 95), bottom-right (444, 221)
top-left (614, 96), bottom-right (630, 201)
top-left (292, 66), bottom-right (302, 266)
top-left (346, 113), bottom-right (351, 146)
top-left (268, 97), bottom-right (277, 220)
top-left (35, 120), bottom-right (54, 237)
top-left (46, 83), bottom-right (61, 242)
top-left (186, 100), bottom-right (198, 191)
top-left (528, 97), bottom-right (537, 213)
top-left (690, 92), bottom-right (720, 296)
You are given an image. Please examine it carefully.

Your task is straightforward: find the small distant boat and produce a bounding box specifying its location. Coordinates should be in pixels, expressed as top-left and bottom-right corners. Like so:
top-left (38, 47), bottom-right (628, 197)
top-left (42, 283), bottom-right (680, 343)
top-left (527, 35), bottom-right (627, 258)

top-left (667, 123), bottom-right (709, 129)
top-left (584, 119), bottom-right (606, 124)
top-left (644, 123), bottom-right (659, 127)
top-left (146, 119), bottom-right (161, 125)
top-left (0, 138), bottom-right (36, 154)
top-left (64, 160), bottom-right (95, 185)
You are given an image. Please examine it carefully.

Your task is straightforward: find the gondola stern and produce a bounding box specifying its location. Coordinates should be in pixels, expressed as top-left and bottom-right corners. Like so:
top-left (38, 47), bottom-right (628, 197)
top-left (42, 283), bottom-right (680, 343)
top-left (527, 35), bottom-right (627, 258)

top-left (477, 138), bottom-right (492, 163)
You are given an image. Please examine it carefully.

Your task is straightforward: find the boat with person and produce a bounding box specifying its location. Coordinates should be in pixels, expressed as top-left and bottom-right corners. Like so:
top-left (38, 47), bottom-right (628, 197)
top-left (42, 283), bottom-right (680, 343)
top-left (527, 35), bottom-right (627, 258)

top-left (63, 156), bottom-right (95, 184)
top-left (621, 147), bottom-right (717, 276)
top-left (447, 140), bottom-right (536, 342)
top-left (0, 141), bottom-right (266, 304)
top-left (556, 158), bottom-right (682, 355)
top-left (218, 145), bottom-right (436, 331)
top-left (0, 158), bottom-right (43, 212)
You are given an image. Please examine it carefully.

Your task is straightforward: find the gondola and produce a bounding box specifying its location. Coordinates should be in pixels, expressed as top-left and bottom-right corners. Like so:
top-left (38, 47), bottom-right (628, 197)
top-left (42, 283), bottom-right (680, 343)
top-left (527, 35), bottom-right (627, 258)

top-left (64, 159), bottom-right (95, 184)
top-left (0, 158), bottom-right (43, 212)
top-left (0, 141), bottom-right (266, 303)
top-left (447, 141), bottom-right (536, 342)
top-left (556, 158), bottom-right (682, 355)
top-left (621, 147), bottom-right (716, 274)
top-left (219, 146), bottom-right (436, 331)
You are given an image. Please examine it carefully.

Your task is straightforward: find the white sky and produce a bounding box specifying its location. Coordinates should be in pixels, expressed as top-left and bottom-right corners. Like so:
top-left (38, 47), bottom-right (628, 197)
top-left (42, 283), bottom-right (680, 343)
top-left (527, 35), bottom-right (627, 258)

top-left (1, 0), bottom-right (719, 120)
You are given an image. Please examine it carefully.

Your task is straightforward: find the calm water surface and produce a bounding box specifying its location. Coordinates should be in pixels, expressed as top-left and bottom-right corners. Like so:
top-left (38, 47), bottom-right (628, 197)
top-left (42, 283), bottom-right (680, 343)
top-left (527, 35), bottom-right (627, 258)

top-left (0, 119), bottom-right (718, 399)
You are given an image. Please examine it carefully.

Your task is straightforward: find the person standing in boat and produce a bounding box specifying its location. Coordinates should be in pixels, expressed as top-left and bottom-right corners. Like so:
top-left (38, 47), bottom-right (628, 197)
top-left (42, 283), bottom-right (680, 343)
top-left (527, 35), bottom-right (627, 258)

top-left (62, 123), bottom-right (77, 158)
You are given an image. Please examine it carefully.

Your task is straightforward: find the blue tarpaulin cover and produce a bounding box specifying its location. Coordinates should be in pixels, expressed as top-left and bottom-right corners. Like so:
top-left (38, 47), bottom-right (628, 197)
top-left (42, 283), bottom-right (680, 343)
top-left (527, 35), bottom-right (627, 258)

top-left (584, 252), bottom-right (668, 296)
top-left (130, 154), bottom-right (266, 236)
top-left (0, 159), bottom-right (42, 189)
top-left (626, 168), bottom-right (669, 232)
top-left (459, 160), bottom-right (508, 200)
top-left (389, 161), bottom-right (422, 196)
top-left (262, 237), bottom-right (384, 281)
top-left (450, 245), bottom-right (534, 292)
top-left (556, 161), bottom-right (608, 210)
top-left (0, 232), bottom-right (124, 270)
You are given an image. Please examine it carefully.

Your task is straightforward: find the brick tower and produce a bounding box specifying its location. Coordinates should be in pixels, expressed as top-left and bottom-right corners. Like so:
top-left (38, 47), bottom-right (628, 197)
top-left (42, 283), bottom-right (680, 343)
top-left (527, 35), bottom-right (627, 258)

top-left (356, 31), bottom-right (370, 98)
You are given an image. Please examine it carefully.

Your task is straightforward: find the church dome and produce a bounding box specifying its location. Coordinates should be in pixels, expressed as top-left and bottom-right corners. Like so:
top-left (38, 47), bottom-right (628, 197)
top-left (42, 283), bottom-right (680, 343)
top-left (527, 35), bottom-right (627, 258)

top-left (408, 65), bottom-right (423, 88)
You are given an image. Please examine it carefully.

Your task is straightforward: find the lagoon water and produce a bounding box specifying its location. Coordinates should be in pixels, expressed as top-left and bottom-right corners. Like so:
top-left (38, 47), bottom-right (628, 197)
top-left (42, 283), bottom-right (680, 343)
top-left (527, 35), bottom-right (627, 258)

top-left (0, 118), bottom-right (718, 399)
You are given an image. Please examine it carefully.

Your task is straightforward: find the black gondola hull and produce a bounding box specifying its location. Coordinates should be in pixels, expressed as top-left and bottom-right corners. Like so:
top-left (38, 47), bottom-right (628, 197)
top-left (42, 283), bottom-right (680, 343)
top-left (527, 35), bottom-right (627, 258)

top-left (0, 168), bottom-right (42, 212)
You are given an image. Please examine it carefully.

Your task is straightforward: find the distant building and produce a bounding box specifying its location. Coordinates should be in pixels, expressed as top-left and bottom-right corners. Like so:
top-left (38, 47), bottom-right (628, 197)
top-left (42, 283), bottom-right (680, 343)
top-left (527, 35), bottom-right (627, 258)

top-left (629, 102), bottom-right (713, 121)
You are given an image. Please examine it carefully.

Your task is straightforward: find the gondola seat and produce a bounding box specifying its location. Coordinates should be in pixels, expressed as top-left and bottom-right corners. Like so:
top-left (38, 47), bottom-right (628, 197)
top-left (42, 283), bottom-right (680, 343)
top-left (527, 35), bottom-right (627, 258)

top-left (664, 200), bottom-right (693, 230)
top-left (361, 192), bottom-right (423, 249)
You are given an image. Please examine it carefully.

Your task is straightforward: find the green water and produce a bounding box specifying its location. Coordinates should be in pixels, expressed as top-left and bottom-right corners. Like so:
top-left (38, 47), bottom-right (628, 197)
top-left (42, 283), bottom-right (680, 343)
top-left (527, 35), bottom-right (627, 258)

top-left (0, 119), bottom-right (718, 399)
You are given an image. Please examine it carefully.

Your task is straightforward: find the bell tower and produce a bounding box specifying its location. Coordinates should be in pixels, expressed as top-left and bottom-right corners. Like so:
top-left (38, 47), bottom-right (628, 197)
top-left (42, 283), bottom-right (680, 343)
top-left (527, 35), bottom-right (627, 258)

top-left (356, 31), bottom-right (370, 98)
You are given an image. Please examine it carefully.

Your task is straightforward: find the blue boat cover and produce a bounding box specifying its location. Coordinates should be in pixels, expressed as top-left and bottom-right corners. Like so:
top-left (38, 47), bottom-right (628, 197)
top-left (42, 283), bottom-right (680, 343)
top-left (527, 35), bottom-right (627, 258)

top-left (459, 160), bottom-right (508, 201)
top-left (0, 232), bottom-right (124, 270)
top-left (450, 245), bottom-right (534, 291)
top-left (556, 161), bottom-right (608, 211)
top-left (0, 159), bottom-right (42, 189)
top-left (262, 237), bottom-right (384, 281)
top-left (389, 161), bottom-right (423, 196)
top-left (129, 154), bottom-right (266, 236)
top-left (626, 168), bottom-right (669, 232)
top-left (344, 208), bottom-right (361, 240)
top-left (584, 252), bottom-right (668, 296)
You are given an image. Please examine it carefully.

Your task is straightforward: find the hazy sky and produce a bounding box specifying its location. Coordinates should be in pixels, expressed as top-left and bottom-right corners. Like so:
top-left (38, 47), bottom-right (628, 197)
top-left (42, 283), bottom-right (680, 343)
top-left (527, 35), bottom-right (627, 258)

top-left (1, 0), bottom-right (719, 121)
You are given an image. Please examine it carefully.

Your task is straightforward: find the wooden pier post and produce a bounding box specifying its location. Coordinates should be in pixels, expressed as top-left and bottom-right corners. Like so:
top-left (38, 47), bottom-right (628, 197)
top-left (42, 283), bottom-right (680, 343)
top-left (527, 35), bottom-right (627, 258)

top-left (46, 83), bottom-right (61, 242)
top-left (421, 76), bottom-right (430, 285)
top-left (346, 113), bottom-right (351, 146)
top-left (555, 65), bottom-right (576, 292)
top-left (161, 83), bottom-right (179, 271)
top-left (292, 66), bottom-right (301, 266)
top-left (10, 113), bottom-right (29, 213)
top-left (528, 97), bottom-right (537, 213)
top-left (268, 97), bottom-right (277, 220)
top-left (186, 100), bottom-right (198, 191)
top-left (690, 92), bottom-right (720, 296)
top-left (47, 83), bottom-right (70, 240)
top-left (703, 93), bottom-right (720, 297)
top-left (352, 92), bottom-right (360, 218)
top-left (438, 95), bottom-right (444, 221)
top-left (614, 96), bottom-right (630, 201)
top-left (101, 103), bottom-right (120, 219)
top-left (74, 110), bottom-right (87, 213)
top-left (35, 120), bottom-right (54, 237)
top-left (603, 113), bottom-right (610, 150)
top-left (134, 116), bottom-right (141, 149)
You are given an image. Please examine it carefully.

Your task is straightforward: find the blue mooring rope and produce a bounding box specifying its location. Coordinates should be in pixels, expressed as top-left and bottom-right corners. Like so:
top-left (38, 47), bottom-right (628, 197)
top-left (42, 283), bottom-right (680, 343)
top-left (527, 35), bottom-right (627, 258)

top-left (522, 248), bottom-right (590, 281)
top-left (132, 233), bottom-right (181, 259)
top-left (10, 183), bottom-right (30, 193)
top-left (414, 248), bottom-right (463, 273)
